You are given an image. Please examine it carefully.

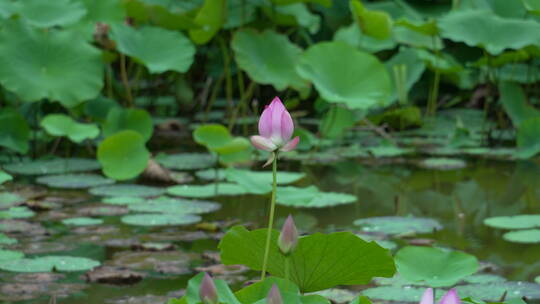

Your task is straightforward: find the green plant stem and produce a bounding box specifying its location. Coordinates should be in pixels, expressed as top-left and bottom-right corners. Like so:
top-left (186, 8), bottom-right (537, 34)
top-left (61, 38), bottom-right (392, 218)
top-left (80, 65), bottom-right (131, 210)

top-left (428, 69), bottom-right (440, 115)
top-left (284, 256), bottom-right (290, 284)
top-left (119, 54), bottom-right (133, 107)
top-left (261, 152), bottom-right (278, 280)
top-left (228, 81), bottom-right (255, 131)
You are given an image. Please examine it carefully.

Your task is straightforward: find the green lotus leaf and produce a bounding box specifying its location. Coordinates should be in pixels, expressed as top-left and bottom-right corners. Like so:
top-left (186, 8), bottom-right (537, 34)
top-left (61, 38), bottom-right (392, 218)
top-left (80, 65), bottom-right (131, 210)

top-left (334, 23), bottom-right (396, 53)
top-left (456, 282), bottom-right (540, 301)
top-left (90, 184), bottom-right (164, 197)
top-left (102, 196), bottom-right (145, 205)
top-left (0, 233), bottom-right (17, 245)
top-left (0, 206), bottom-right (35, 219)
top-left (0, 249), bottom-right (23, 262)
top-left (189, 0), bottom-right (225, 44)
top-left (62, 217), bottom-right (104, 226)
top-left (15, 0), bottom-right (87, 28)
top-left (296, 41), bottom-right (391, 110)
top-left (232, 29), bottom-right (308, 92)
top-left (0, 255), bottom-right (100, 272)
top-left (418, 158), bottom-right (467, 170)
top-left (167, 183), bottom-right (247, 198)
top-left (395, 246), bottom-right (479, 287)
top-left (196, 169), bottom-right (305, 185)
top-left (110, 24), bottom-right (195, 73)
top-left (36, 173), bottom-right (114, 189)
top-left (97, 130), bottom-right (150, 180)
top-left (517, 117), bottom-right (540, 158)
top-left (121, 213), bottom-right (201, 227)
top-left (156, 153), bottom-right (217, 170)
top-left (499, 82), bottom-right (540, 127)
top-left (439, 10), bottom-right (540, 55)
top-left (4, 158), bottom-right (100, 175)
top-left (0, 20), bottom-right (103, 107)
top-left (276, 186), bottom-right (357, 208)
top-left (0, 192), bottom-right (25, 209)
top-left (175, 272), bottom-right (241, 304)
top-left (219, 226), bottom-right (396, 292)
top-left (40, 114), bottom-right (100, 143)
top-left (484, 214), bottom-right (540, 229)
top-left (350, 0), bottom-right (393, 40)
top-left (0, 108), bottom-right (30, 154)
top-left (103, 108), bottom-right (153, 142)
top-left (503, 229), bottom-right (540, 244)
top-left (129, 197), bottom-right (220, 214)
top-left (354, 216), bottom-right (442, 235)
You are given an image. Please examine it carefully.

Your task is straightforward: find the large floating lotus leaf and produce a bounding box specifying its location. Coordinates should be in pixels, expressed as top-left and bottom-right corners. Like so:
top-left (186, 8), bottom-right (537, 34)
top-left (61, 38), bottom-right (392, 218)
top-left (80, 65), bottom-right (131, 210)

top-left (232, 29), bottom-right (308, 92)
top-left (503, 229), bottom-right (540, 244)
top-left (517, 117), bottom-right (540, 158)
top-left (484, 214), bottom-right (540, 229)
top-left (219, 226), bottom-right (396, 292)
top-left (103, 108), bottom-right (153, 142)
top-left (4, 158), bottom-right (100, 175)
top-left (395, 246), bottom-right (479, 287)
top-left (36, 173), bottom-right (114, 189)
top-left (438, 10), bottom-right (540, 55)
top-left (0, 206), bottom-right (35, 219)
top-left (102, 196), bottom-right (145, 205)
top-left (0, 108), bottom-right (30, 154)
top-left (167, 183), bottom-right (247, 198)
top-left (225, 168), bottom-right (272, 194)
top-left (62, 217), bottom-right (103, 226)
top-left (121, 213), bottom-right (201, 227)
top-left (15, 0), bottom-right (87, 28)
top-left (354, 216), bottom-right (442, 235)
top-left (0, 249), bottom-right (23, 262)
top-left (296, 41), bottom-right (391, 110)
top-left (189, 0), bottom-right (225, 44)
top-left (193, 124), bottom-right (233, 150)
top-left (0, 233), bottom-right (17, 245)
top-left (362, 286), bottom-right (440, 302)
top-left (0, 20), bottom-right (103, 107)
top-left (499, 82), bottom-right (540, 127)
top-left (0, 170), bottom-right (12, 185)
top-left (418, 158), bottom-right (467, 170)
top-left (97, 130), bottom-right (150, 180)
top-left (0, 256), bottom-right (100, 272)
top-left (456, 282), bottom-right (540, 301)
top-left (110, 24), bottom-right (195, 73)
top-left (197, 169), bottom-right (305, 185)
top-left (90, 184), bottom-right (164, 197)
top-left (40, 114), bottom-right (99, 143)
top-left (463, 274), bottom-right (507, 284)
top-left (129, 197), bottom-right (220, 214)
top-left (0, 192), bottom-right (25, 209)
top-left (276, 186), bottom-right (357, 208)
top-left (156, 153), bottom-right (217, 170)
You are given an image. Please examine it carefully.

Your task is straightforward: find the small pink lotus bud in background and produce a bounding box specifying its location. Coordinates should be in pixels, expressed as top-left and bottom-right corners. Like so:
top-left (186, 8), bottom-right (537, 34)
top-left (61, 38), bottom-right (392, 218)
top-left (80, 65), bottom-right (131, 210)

top-left (250, 97), bottom-right (300, 153)
top-left (278, 215), bottom-right (298, 255)
top-left (267, 284), bottom-right (283, 304)
top-left (420, 288), bottom-right (434, 304)
top-left (199, 272), bottom-right (218, 304)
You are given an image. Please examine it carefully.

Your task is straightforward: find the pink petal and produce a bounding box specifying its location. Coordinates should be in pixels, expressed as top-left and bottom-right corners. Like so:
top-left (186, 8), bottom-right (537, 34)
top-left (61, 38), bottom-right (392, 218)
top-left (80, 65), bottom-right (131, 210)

top-left (439, 289), bottom-right (460, 304)
top-left (280, 110), bottom-right (294, 141)
top-left (250, 135), bottom-right (277, 152)
top-left (258, 104), bottom-right (273, 138)
top-left (270, 97), bottom-right (286, 141)
top-left (420, 288), bottom-right (434, 304)
top-left (280, 136), bottom-right (299, 152)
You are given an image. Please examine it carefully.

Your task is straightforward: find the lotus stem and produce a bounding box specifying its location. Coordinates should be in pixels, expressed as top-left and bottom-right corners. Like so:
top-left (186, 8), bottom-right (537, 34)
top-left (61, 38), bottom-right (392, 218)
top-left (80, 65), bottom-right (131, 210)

top-left (261, 152), bottom-right (278, 280)
top-left (119, 54), bottom-right (133, 107)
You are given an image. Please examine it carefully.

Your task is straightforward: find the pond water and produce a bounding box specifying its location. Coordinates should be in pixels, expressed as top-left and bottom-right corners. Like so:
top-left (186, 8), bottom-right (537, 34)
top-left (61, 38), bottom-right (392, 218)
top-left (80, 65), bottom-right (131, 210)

top-left (2, 156), bottom-right (540, 303)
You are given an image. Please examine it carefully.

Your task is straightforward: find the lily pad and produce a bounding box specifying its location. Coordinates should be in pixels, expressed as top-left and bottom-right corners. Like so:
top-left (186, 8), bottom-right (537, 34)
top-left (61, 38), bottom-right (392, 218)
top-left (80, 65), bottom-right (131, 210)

top-left (15, 0), bottom-right (87, 28)
top-left (110, 24), bottom-right (195, 73)
top-left (361, 285), bottom-right (435, 302)
top-left (276, 186), bottom-right (357, 208)
top-left (0, 207), bottom-right (35, 219)
top-left (0, 233), bottom-right (17, 245)
top-left (418, 158), bottom-right (467, 170)
top-left (456, 281), bottom-right (540, 301)
top-left (395, 246), bottom-right (479, 287)
top-left (0, 256), bottom-right (100, 273)
top-left (40, 114), bottom-right (99, 143)
top-left (0, 20), bottom-right (103, 107)
top-left (312, 289), bottom-right (356, 303)
top-left (484, 215), bottom-right (540, 230)
top-left (61, 217), bottom-right (104, 226)
top-left (90, 184), bottom-right (164, 198)
top-left (102, 196), bottom-right (145, 205)
top-left (167, 183), bottom-right (247, 198)
top-left (0, 249), bottom-right (24, 262)
top-left (196, 169), bottom-right (305, 184)
top-left (129, 197), bottom-right (220, 214)
top-left (463, 274), bottom-right (507, 284)
top-left (4, 158), bottom-right (100, 175)
top-left (296, 41), bottom-right (391, 110)
top-left (36, 174), bottom-right (114, 189)
top-left (354, 216), bottom-right (442, 235)
top-left (503, 229), bottom-right (540, 244)
top-left (0, 192), bottom-right (25, 209)
top-left (121, 214), bottom-right (201, 227)
top-left (156, 153), bottom-right (217, 170)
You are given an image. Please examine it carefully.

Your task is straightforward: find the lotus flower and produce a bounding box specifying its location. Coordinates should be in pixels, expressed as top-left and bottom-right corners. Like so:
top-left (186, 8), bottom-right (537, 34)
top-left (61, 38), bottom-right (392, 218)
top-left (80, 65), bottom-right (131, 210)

top-left (267, 284), bottom-right (283, 304)
top-left (420, 288), bottom-right (460, 304)
top-left (278, 214), bottom-right (298, 255)
top-left (250, 97), bottom-right (300, 153)
top-left (199, 272), bottom-right (218, 304)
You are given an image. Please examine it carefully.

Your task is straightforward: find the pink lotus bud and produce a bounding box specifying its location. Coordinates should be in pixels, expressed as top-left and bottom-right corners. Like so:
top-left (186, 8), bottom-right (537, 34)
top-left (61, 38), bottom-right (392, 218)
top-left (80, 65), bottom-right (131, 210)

top-left (267, 284), bottom-right (283, 304)
top-left (278, 215), bottom-right (298, 255)
top-left (439, 289), bottom-right (460, 304)
top-left (420, 288), bottom-right (434, 304)
top-left (250, 97), bottom-right (300, 153)
top-left (199, 272), bottom-right (218, 304)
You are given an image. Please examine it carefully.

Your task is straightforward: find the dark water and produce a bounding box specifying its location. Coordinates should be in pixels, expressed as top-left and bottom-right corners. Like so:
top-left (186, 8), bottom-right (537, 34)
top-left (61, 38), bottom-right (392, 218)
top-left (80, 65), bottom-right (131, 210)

top-left (4, 157), bottom-right (540, 303)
